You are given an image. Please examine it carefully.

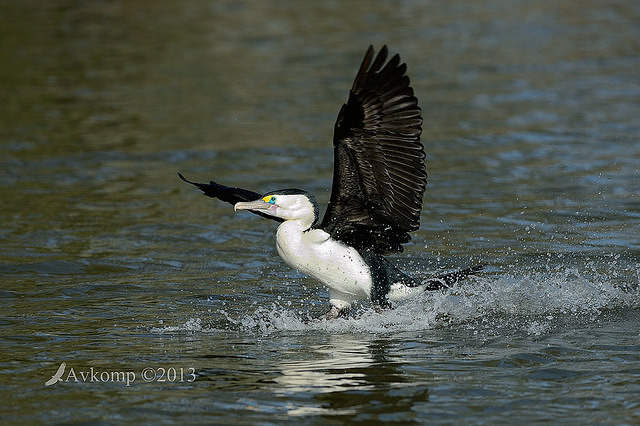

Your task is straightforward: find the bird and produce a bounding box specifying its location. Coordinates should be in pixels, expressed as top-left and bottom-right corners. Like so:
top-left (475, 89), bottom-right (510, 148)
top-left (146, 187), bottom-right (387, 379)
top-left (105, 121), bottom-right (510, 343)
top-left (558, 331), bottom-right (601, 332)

top-left (179, 45), bottom-right (482, 319)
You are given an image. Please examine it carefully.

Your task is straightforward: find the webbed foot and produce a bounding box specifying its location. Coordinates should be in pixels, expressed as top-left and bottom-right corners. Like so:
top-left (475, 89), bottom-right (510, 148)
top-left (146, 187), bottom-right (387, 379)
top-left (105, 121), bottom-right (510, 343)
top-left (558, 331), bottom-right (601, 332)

top-left (312, 305), bottom-right (349, 321)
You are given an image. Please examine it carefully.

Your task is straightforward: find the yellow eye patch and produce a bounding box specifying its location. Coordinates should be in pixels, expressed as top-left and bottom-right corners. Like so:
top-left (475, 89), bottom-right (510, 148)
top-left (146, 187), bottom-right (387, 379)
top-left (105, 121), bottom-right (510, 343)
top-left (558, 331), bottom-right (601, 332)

top-left (263, 195), bottom-right (277, 204)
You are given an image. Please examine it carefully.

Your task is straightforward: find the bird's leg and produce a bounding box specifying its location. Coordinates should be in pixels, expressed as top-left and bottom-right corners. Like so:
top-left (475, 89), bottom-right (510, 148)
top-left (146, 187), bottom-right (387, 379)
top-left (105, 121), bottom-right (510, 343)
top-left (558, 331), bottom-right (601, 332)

top-left (373, 303), bottom-right (388, 314)
top-left (302, 306), bottom-right (350, 324)
top-left (317, 305), bottom-right (348, 321)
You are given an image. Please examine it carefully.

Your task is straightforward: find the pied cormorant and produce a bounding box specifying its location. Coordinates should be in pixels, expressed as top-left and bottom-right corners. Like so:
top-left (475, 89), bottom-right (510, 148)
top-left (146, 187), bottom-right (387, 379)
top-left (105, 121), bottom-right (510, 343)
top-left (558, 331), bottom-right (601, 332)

top-left (179, 46), bottom-right (482, 319)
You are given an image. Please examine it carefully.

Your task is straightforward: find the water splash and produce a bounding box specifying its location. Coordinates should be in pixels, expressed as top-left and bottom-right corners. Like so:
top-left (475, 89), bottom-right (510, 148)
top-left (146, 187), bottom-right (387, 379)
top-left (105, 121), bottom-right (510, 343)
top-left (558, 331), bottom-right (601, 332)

top-left (154, 264), bottom-right (639, 337)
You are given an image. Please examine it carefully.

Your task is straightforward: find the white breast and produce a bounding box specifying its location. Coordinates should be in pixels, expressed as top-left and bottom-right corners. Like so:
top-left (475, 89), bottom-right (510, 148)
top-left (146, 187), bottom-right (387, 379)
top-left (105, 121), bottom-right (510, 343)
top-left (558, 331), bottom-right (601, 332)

top-left (275, 221), bottom-right (372, 310)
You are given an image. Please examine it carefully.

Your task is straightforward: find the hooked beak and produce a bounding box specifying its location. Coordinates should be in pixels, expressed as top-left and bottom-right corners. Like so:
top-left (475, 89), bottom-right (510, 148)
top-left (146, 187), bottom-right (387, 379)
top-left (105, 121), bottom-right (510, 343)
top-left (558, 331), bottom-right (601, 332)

top-left (234, 199), bottom-right (275, 213)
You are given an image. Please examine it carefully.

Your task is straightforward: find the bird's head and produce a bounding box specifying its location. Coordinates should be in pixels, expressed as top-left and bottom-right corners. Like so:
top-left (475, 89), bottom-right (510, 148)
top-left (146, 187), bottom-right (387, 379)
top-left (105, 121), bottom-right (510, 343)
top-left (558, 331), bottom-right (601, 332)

top-left (234, 189), bottom-right (319, 229)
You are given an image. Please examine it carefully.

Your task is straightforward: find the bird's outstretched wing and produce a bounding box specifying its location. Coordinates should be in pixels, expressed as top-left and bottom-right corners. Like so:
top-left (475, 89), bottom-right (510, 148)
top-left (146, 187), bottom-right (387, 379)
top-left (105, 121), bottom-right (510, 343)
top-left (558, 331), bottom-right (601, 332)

top-left (319, 45), bottom-right (426, 254)
top-left (178, 173), bottom-right (284, 223)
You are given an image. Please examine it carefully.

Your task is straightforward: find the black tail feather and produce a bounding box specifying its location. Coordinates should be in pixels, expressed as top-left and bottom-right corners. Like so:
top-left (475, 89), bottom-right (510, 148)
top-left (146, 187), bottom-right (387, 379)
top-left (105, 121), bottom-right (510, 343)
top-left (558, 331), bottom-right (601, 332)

top-left (422, 265), bottom-right (484, 291)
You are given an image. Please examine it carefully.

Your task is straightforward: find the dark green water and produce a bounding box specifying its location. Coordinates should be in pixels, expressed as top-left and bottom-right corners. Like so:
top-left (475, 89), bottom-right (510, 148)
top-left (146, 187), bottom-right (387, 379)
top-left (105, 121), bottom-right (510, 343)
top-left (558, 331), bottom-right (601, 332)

top-left (1, 0), bottom-right (639, 423)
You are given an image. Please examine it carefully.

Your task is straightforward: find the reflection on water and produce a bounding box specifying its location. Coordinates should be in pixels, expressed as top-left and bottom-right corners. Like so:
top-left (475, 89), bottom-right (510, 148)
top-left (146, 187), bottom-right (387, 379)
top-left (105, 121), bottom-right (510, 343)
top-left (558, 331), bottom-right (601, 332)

top-left (275, 336), bottom-right (425, 419)
top-left (275, 336), bottom-right (402, 396)
top-left (1, 0), bottom-right (640, 423)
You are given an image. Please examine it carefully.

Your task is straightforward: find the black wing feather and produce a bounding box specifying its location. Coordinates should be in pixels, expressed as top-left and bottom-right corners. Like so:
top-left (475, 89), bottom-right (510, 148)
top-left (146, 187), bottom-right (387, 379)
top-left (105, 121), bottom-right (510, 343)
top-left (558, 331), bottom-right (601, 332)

top-left (178, 173), bottom-right (283, 223)
top-left (320, 45), bottom-right (426, 254)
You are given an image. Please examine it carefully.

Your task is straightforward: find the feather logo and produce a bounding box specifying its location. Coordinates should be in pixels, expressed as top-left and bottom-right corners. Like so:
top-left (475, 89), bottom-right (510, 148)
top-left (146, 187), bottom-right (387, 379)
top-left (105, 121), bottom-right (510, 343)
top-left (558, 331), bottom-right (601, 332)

top-left (44, 362), bottom-right (66, 386)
